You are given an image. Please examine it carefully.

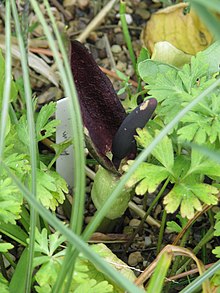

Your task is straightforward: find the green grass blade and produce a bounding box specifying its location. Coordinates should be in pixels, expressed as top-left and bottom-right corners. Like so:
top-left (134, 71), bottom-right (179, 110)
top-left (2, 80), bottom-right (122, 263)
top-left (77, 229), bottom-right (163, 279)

top-left (147, 251), bottom-right (172, 293)
top-left (156, 209), bottom-right (167, 254)
top-left (9, 248), bottom-right (29, 293)
top-left (3, 164), bottom-right (143, 293)
top-left (0, 0), bottom-right (11, 161)
top-left (11, 1), bottom-right (38, 292)
top-left (0, 223), bottom-right (28, 246)
top-left (119, 0), bottom-right (136, 71)
top-left (191, 2), bottom-right (220, 40)
top-left (190, 143), bottom-right (220, 163)
top-left (191, 0), bottom-right (220, 13)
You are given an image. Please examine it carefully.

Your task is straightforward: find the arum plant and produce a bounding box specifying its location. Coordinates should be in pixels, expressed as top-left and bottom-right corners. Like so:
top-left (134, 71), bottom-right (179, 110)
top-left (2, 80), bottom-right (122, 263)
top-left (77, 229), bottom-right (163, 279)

top-left (70, 40), bottom-right (157, 219)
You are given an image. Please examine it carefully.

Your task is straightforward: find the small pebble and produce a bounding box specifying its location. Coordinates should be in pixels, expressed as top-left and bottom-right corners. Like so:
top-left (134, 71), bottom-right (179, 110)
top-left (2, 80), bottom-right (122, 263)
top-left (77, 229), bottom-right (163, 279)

top-left (143, 260), bottom-right (151, 267)
top-left (129, 218), bottom-right (141, 228)
top-left (111, 44), bottom-right (122, 54)
top-left (126, 6), bottom-right (133, 14)
top-left (117, 52), bottom-right (127, 63)
top-left (98, 49), bottom-right (107, 59)
top-left (135, 8), bottom-right (150, 20)
top-left (88, 31), bottom-right (98, 42)
top-left (126, 65), bottom-right (135, 77)
top-left (114, 27), bottom-right (122, 34)
top-left (145, 236), bottom-right (152, 246)
top-left (133, 196), bottom-right (142, 204)
top-left (116, 60), bottom-right (126, 72)
top-left (63, 0), bottom-right (76, 6)
top-left (128, 251), bottom-right (143, 266)
top-left (77, 0), bottom-right (89, 9)
top-left (115, 33), bottom-right (125, 46)
top-left (116, 13), bottom-right (133, 25)
top-left (96, 38), bottom-right (106, 50)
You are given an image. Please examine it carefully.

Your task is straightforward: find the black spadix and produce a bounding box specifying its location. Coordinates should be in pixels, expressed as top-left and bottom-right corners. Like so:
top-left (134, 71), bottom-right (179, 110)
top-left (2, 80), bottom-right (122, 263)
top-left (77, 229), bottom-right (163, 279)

top-left (112, 98), bottom-right (157, 169)
top-left (70, 40), bottom-right (157, 173)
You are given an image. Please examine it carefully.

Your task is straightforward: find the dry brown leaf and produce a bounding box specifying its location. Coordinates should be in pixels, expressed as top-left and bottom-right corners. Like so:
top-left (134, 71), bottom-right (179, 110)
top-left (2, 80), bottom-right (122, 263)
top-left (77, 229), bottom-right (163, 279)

top-left (0, 43), bottom-right (59, 86)
top-left (141, 3), bottom-right (213, 55)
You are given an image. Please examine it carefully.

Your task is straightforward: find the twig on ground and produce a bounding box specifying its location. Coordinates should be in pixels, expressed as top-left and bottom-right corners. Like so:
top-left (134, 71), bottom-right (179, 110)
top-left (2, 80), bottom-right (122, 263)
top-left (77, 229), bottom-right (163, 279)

top-left (128, 201), bottom-right (160, 228)
top-left (76, 0), bottom-right (118, 43)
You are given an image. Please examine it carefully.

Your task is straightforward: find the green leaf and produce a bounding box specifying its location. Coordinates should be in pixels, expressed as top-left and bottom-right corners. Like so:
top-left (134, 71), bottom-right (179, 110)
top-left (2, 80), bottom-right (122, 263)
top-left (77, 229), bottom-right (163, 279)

top-left (35, 102), bottom-right (60, 141)
top-left (166, 221), bottom-right (182, 233)
top-left (15, 77), bottom-right (25, 102)
top-left (48, 139), bottom-right (72, 168)
top-left (212, 212), bottom-right (220, 259)
top-left (36, 168), bottom-right (56, 209)
top-left (177, 93), bottom-right (220, 145)
top-left (0, 273), bottom-right (9, 293)
top-left (0, 243), bottom-right (13, 252)
top-left (35, 259), bottom-right (60, 293)
top-left (4, 152), bottom-right (30, 178)
top-left (36, 164), bottom-right (67, 211)
top-left (117, 87), bottom-right (126, 96)
top-left (138, 45), bottom-right (220, 143)
top-left (177, 123), bottom-right (198, 142)
top-left (34, 243), bottom-right (137, 293)
top-left (210, 269), bottom-right (220, 288)
top-left (135, 128), bottom-right (174, 172)
top-left (186, 149), bottom-right (220, 178)
top-left (90, 243), bottom-right (137, 290)
top-left (212, 247), bottom-right (220, 258)
top-left (123, 161), bottom-right (170, 195)
top-left (115, 69), bottom-right (129, 82)
top-left (214, 212), bottom-right (220, 237)
top-left (137, 47), bottom-right (150, 66)
top-left (167, 215), bottom-right (188, 233)
top-left (46, 169), bottom-right (68, 208)
top-left (32, 228), bottom-right (67, 292)
top-left (138, 59), bottom-right (179, 85)
top-left (164, 182), bottom-right (218, 219)
top-left (0, 49), bottom-right (18, 108)
top-left (0, 223), bottom-right (28, 246)
top-left (0, 114), bottom-right (11, 139)
top-left (33, 228), bottom-right (66, 256)
top-left (178, 56), bottom-right (209, 94)
top-left (9, 248), bottom-right (28, 293)
top-left (15, 115), bottom-right (30, 149)
top-left (196, 41), bottom-right (220, 76)
top-left (74, 280), bottom-right (113, 293)
top-left (0, 178), bottom-right (22, 224)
